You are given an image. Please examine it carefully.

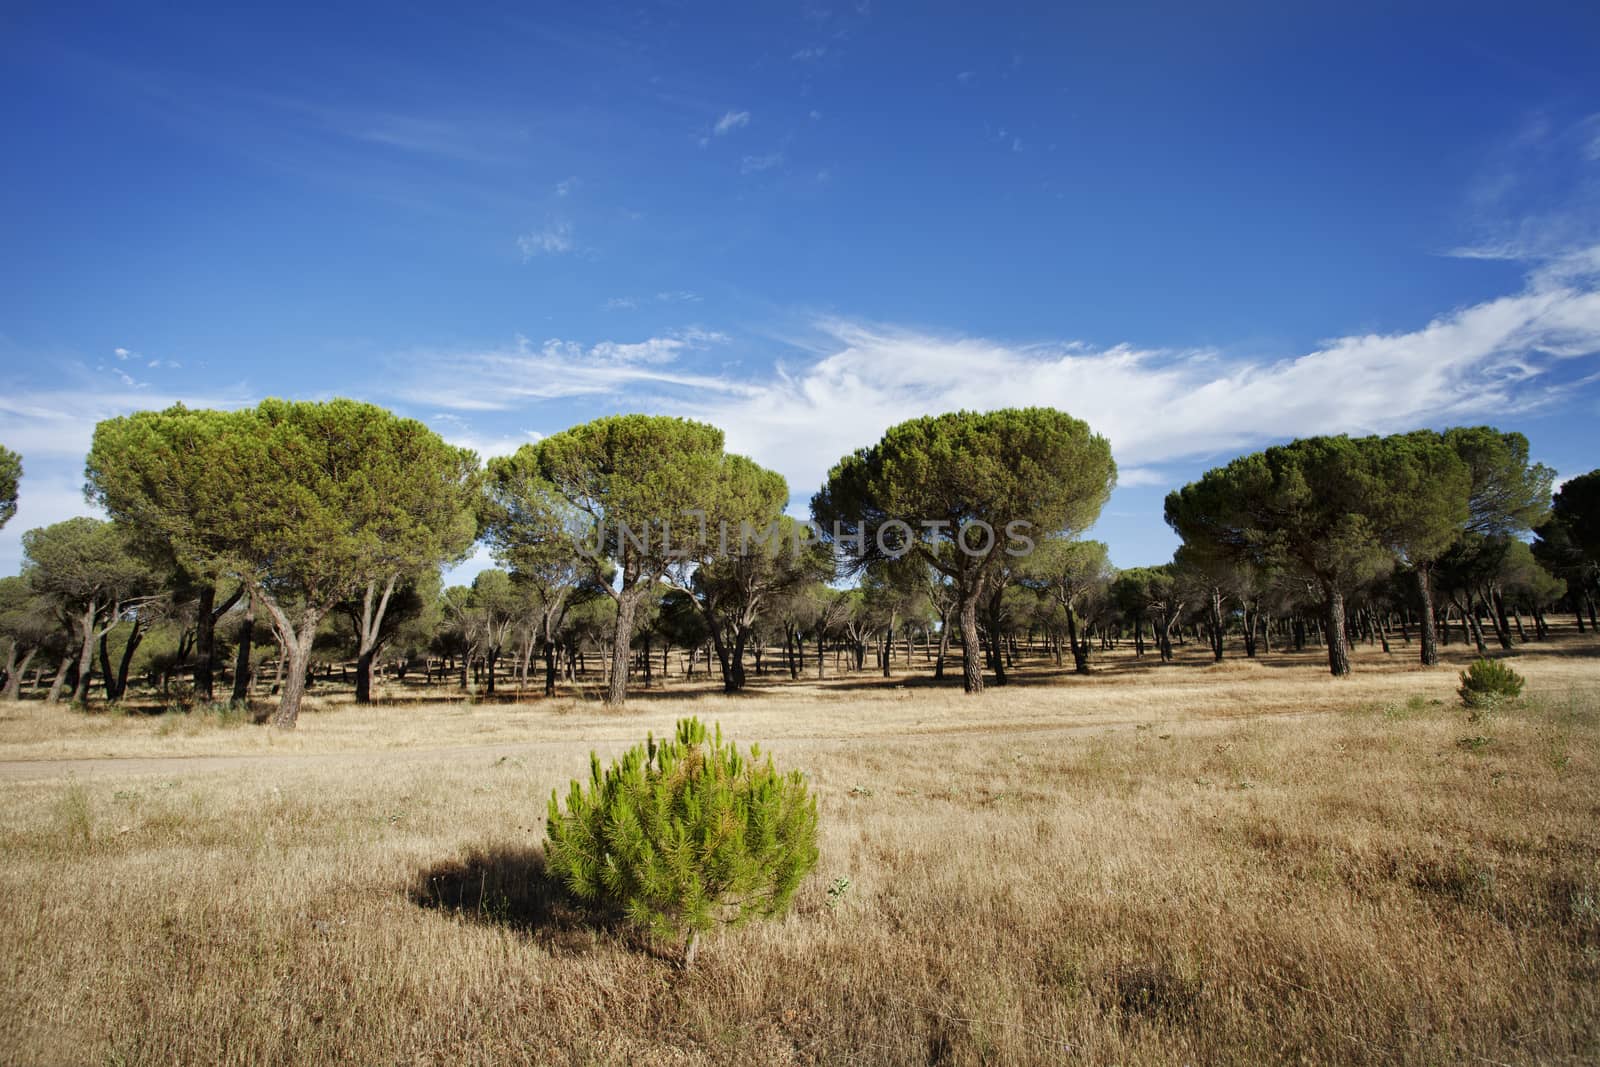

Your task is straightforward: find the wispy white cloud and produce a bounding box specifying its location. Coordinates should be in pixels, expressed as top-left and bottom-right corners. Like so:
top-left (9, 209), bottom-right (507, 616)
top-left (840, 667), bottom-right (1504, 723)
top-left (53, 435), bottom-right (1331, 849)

top-left (713, 110), bottom-right (750, 136)
top-left (660, 254), bottom-right (1600, 500)
top-left (604, 291), bottom-right (701, 311)
top-left (741, 152), bottom-right (783, 174)
top-left (392, 330), bottom-right (749, 411)
top-left (348, 112), bottom-right (526, 165)
top-left (792, 46), bottom-right (828, 61)
top-left (554, 176), bottom-right (580, 197)
top-left (390, 251), bottom-right (1600, 507)
top-left (1116, 467), bottom-right (1169, 488)
top-left (430, 414), bottom-right (545, 460)
top-left (1446, 111), bottom-right (1600, 263)
top-left (517, 219), bottom-right (574, 258)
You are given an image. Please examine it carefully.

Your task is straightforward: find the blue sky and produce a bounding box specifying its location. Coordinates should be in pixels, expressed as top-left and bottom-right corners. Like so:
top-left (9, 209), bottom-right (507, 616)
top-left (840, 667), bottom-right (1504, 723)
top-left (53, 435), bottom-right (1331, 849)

top-left (2, 2), bottom-right (1598, 579)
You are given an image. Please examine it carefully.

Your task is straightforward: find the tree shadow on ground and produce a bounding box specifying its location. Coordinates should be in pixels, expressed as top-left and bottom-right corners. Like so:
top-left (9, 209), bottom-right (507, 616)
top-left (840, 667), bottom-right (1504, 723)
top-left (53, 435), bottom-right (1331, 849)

top-left (410, 845), bottom-right (626, 956)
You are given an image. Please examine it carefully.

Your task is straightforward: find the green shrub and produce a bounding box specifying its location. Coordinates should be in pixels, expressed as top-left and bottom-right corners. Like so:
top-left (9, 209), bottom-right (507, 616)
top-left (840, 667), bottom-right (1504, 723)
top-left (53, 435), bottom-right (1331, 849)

top-left (544, 717), bottom-right (819, 965)
top-left (1458, 658), bottom-right (1525, 710)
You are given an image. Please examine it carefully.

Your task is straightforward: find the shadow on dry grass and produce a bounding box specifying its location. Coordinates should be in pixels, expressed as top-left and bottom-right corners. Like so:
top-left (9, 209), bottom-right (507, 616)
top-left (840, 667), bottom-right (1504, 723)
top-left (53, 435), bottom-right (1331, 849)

top-left (409, 845), bottom-right (626, 956)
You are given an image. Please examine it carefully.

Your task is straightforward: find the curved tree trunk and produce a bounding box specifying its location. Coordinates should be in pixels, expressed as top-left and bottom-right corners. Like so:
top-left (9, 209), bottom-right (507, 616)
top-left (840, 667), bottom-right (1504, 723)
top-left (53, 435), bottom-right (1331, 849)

top-left (46, 656), bottom-right (72, 704)
top-left (1462, 597), bottom-right (1488, 654)
top-left (271, 625), bottom-right (319, 729)
top-left (1490, 589), bottom-right (1514, 650)
top-left (2, 647), bottom-right (36, 701)
top-left (101, 619), bottom-right (143, 702)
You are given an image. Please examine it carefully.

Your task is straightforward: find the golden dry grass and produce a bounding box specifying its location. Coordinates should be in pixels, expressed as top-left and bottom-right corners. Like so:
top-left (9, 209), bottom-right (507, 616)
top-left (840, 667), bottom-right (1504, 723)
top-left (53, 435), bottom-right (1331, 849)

top-left (1, 631), bottom-right (1597, 1064)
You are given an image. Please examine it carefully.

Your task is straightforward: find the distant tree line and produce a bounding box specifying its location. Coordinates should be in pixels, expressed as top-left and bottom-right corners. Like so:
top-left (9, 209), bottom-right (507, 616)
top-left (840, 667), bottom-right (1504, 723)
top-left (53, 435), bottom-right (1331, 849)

top-left (0, 401), bottom-right (1594, 726)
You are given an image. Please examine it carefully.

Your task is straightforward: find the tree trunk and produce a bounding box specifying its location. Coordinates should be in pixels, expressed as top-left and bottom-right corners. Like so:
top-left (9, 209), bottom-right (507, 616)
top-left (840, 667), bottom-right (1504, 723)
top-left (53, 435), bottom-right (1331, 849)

top-left (541, 641), bottom-right (558, 697)
top-left (98, 632), bottom-right (115, 701)
top-left (606, 594), bottom-right (638, 706)
top-left (1324, 586), bottom-right (1351, 677)
top-left (984, 589), bottom-right (1007, 687)
top-left (355, 646), bottom-right (377, 703)
top-left (881, 609), bottom-right (896, 678)
top-left (1066, 608), bottom-right (1089, 674)
top-left (1490, 589), bottom-right (1514, 650)
top-left (257, 594), bottom-right (324, 729)
top-left (271, 624), bottom-right (319, 729)
top-left (193, 583), bottom-right (217, 702)
top-left (46, 655), bottom-right (72, 704)
top-left (731, 627), bottom-right (748, 690)
top-left (101, 619), bottom-right (142, 702)
top-left (352, 577), bottom-right (398, 705)
top-left (72, 600), bottom-right (98, 705)
top-left (710, 625), bottom-right (735, 693)
top-left (1414, 565), bottom-right (1440, 666)
top-left (1207, 589), bottom-right (1225, 661)
top-left (1463, 597), bottom-right (1488, 654)
top-left (2, 647), bottom-right (36, 700)
top-left (1158, 613), bottom-right (1176, 663)
top-left (230, 598), bottom-right (255, 706)
top-left (958, 593), bottom-right (985, 694)
top-left (934, 617), bottom-right (950, 679)
top-left (683, 930), bottom-right (699, 969)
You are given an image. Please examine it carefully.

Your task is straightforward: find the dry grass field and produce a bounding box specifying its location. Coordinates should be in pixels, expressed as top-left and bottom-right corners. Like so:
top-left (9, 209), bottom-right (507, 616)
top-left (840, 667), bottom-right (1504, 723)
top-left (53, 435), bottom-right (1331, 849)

top-left (1, 632), bottom-right (1597, 1065)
